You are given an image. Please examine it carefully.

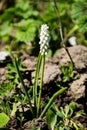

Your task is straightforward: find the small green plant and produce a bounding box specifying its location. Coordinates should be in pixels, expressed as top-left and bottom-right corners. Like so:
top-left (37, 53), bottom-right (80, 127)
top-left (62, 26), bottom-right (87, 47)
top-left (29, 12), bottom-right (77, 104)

top-left (0, 101), bottom-right (17, 128)
top-left (17, 113), bottom-right (25, 128)
top-left (0, 82), bottom-right (14, 98)
top-left (0, 82), bottom-right (17, 117)
top-left (46, 102), bottom-right (84, 130)
top-left (6, 58), bottom-right (27, 84)
top-left (0, 99), bottom-right (17, 116)
top-left (60, 61), bottom-right (78, 82)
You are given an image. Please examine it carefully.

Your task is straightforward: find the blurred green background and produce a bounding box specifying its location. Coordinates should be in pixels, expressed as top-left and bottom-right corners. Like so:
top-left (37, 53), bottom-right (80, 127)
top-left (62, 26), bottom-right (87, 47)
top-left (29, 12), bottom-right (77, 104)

top-left (0, 0), bottom-right (87, 56)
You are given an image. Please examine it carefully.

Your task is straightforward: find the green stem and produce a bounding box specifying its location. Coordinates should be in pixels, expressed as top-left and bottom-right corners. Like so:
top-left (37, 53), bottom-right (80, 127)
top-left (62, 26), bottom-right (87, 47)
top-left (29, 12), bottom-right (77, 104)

top-left (33, 54), bottom-right (42, 108)
top-left (40, 87), bottom-right (67, 118)
top-left (67, 25), bottom-right (78, 38)
top-left (37, 55), bottom-right (45, 117)
top-left (61, 25), bottom-right (79, 67)
top-left (14, 58), bottom-right (33, 115)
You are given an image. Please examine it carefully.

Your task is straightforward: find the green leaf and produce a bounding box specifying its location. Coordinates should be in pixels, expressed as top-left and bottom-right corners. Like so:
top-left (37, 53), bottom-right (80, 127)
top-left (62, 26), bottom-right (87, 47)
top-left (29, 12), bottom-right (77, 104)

top-left (64, 105), bottom-right (70, 116)
top-left (14, 19), bottom-right (40, 43)
top-left (40, 87), bottom-right (67, 118)
top-left (36, 127), bottom-right (41, 130)
top-left (63, 76), bottom-right (69, 82)
top-left (31, 120), bottom-right (35, 130)
top-left (46, 49), bottom-right (52, 58)
top-left (33, 54), bottom-right (42, 110)
top-left (8, 64), bottom-right (14, 71)
top-left (46, 108), bottom-right (57, 130)
top-left (15, 1), bottom-right (29, 12)
top-left (69, 102), bottom-right (76, 110)
top-left (69, 62), bottom-right (73, 75)
top-left (15, 26), bottom-right (36, 42)
top-left (14, 19), bottom-right (32, 28)
top-left (0, 113), bottom-right (10, 128)
top-left (64, 126), bottom-right (70, 130)
top-left (76, 110), bottom-right (85, 117)
top-left (11, 103), bottom-right (17, 117)
top-left (16, 9), bottom-right (39, 19)
top-left (6, 73), bottom-right (15, 79)
top-left (1, 8), bottom-right (15, 22)
top-left (0, 82), bottom-right (14, 98)
top-left (0, 22), bottom-right (13, 37)
top-left (71, 0), bottom-right (87, 33)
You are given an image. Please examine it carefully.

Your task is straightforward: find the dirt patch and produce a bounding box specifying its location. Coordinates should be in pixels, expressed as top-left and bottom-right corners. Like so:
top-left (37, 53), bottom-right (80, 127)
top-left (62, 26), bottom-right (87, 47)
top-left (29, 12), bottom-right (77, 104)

top-left (0, 45), bottom-right (87, 129)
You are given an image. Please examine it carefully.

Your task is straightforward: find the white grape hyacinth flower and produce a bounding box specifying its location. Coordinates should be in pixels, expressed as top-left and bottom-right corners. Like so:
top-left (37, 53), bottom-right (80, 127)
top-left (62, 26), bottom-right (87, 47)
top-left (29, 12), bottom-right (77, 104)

top-left (39, 24), bottom-right (49, 55)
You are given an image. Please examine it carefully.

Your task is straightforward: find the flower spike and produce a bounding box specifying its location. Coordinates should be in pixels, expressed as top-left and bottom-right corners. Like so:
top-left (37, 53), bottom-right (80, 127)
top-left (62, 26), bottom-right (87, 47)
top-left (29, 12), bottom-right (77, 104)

top-left (39, 24), bottom-right (49, 55)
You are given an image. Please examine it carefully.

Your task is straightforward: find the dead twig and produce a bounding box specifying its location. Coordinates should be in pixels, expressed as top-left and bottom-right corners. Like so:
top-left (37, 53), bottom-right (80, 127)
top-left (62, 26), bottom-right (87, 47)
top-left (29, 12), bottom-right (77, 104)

top-left (54, 0), bottom-right (75, 66)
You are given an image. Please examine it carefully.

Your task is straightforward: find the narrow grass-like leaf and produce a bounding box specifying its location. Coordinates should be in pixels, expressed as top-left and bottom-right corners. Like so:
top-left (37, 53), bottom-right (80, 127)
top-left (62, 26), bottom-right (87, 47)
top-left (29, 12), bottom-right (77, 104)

top-left (37, 55), bottom-right (45, 117)
top-left (33, 54), bottom-right (42, 109)
top-left (46, 108), bottom-right (57, 130)
top-left (11, 103), bottom-right (17, 117)
top-left (14, 58), bottom-right (33, 115)
top-left (40, 87), bottom-right (67, 118)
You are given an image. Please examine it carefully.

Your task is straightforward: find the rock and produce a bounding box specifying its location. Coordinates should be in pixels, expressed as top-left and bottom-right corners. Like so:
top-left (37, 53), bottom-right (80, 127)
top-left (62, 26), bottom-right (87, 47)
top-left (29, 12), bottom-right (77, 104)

top-left (70, 74), bottom-right (87, 101)
top-left (23, 118), bottom-right (48, 130)
top-left (0, 67), bottom-right (7, 83)
top-left (0, 51), bottom-right (11, 65)
top-left (43, 62), bottom-right (61, 84)
top-left (54, 45), bottom-right (87, 69)
top-left (68, 36), bottom-right (77, 46)
top-left (0, 51), bottom-right (11, 83)
top-left (23, 55), bottom-right (36, 71)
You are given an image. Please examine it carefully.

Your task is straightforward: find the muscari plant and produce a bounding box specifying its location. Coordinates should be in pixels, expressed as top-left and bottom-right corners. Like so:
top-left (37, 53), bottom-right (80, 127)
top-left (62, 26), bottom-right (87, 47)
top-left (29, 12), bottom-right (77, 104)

top-left (14, 24), bottom-right (67, 119)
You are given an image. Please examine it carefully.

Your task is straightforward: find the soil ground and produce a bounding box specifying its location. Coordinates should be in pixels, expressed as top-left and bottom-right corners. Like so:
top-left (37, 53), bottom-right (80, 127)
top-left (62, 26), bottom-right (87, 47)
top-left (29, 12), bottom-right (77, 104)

top-left (0, 45), bottom-right (87, 130)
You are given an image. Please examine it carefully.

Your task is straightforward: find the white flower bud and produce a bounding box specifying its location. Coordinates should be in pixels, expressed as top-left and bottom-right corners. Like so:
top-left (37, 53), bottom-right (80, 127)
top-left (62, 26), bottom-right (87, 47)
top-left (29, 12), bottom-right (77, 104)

top-left (39, 24), bottom-right (49, 55)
